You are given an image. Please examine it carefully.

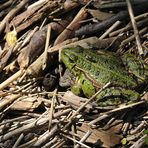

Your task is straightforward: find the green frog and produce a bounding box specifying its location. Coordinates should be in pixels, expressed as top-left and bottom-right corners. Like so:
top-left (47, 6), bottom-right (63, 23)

top-left (60, 46), bottom-right (148, 106)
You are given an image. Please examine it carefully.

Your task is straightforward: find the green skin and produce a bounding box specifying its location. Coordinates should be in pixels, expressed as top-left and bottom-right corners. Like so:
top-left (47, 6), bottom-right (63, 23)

top-left (61, 47), bottom-right (148, 106)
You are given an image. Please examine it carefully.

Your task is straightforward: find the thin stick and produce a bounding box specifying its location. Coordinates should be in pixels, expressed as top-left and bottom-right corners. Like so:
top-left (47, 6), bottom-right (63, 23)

top-left (62, 134), bottom-right (91, 148)
top-left (19, 26), bottom-right (39, 50)
top-left (42, 25), bottom-right (51, 70)
top-left (74, 131), bottom-right (91, 148)
top-left (121, 26), bottom-right (148, 46)
top-left (130, 134), bottom-right (147, 148)
top-left (0, 116), bottom-right (29, 126)
top-left (89, 101), bottom-right (145, 126)
top-left (48, 88), bottom-right (57, 130)
top-left (32, 125), bottom-right (58, 147)
top-left (0, 109), bottom-right (71, 142)
top-left (42, 137), bottom-right (58, 148)
top-left (99, 21), bottom-right (121, 39)
top-left (0, 69), bottom-right (25, 91)
top-left (126, 0), bottom-right (143, 55)
top-left (88, 114), bottom-right (110, 126)
top-left (54, 7), bottom-right (87, 45)
top-left (50, 139), bottom-right (65, 148)
top-left (39, 18), bottom-right (47, 30)
top-left (72, 125), bottom-right (77, 147)
top-left (110, 13), bottom-right (148, 37)
top-left (18, 137), bottom-right (38, 148)
top-left (0, 94), bottom-right (21, 110)
top-left (130, 121), bottom-right (146, 134)
top-left (12, 133), bottom-right (24, 148)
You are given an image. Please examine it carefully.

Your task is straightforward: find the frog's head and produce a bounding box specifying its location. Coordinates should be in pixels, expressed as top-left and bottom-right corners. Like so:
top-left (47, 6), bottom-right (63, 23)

top-left (61, 47), bottom-right (82, 70)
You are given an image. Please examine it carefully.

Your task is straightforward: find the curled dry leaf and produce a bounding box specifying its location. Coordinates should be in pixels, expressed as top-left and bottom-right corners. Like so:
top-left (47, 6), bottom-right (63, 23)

top-left (17, 28), bottom-right (46, 68)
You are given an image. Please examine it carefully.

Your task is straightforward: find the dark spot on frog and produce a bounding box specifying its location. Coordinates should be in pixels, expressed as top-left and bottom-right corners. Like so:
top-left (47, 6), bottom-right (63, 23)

top-left (106, 65), bottom-right (113, 70)
top-left (69, 55), bottom-right (78, 63)
top-left (104, 59), bottom-right (109, 65)
top-left (95, 71), bottom-right (100, 76)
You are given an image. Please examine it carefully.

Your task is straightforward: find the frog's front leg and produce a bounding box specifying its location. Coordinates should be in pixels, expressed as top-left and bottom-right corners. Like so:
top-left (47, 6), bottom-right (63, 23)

top-left (71, 74), bottom-right (95, 97)
top-left (96, 87), bottom-right (140, 106)
top-left (71, 76), bottom-right (83, 96)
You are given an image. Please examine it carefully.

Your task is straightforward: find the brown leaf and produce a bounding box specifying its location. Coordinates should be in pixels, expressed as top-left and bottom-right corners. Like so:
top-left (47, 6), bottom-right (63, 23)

top-left (87, 9), bottom-right (114, 21)
top-left (11, 97), bottom-right (42, 111)
top-left (77, 123), bottom-right (122, 147)
top-left (62, 91), bottom-right (95, 112)
top-left (17, 28), bottom-right (46, 68)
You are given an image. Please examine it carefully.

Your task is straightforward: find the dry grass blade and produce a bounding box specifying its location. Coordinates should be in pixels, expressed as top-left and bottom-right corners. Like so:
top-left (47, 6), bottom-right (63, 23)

top-left (12, 133), bottom-right (24, 148)
top-left (126, 0), bottom-right (143, 55)
top-left (89, 101), bottom-right (145, 126)
top-left (62, 134), bottom-right (91, 148)
top-left (42, 25), bottom-right (51, 70)
top-left (0, 69), bottom-right (25, 91)
top-left (74, 131), bottom-right (91, 148)
top-left (99, 21), bottom-right (121, 39)
top-left (48, 88), bottom-right (57, 130)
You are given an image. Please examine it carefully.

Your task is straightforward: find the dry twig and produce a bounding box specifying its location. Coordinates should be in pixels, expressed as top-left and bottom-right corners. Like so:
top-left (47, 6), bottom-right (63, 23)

top-left (126, 0), bottom-right (143, 55)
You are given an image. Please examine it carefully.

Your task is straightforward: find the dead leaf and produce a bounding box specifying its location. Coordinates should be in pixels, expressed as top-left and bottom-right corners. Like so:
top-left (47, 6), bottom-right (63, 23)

top-left (62, 91), bottom-right (96, 112)
top-left (17, 28), bottom-right (46, 68)
top-left (77, 123), bottom-right (122, 147)
top-left (87, 9), bottom-right (114, 21)
top-left (6, 27), bottom-right (17, 47)
top-left (11, 97), bottom-right (42, 111)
